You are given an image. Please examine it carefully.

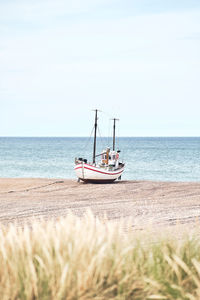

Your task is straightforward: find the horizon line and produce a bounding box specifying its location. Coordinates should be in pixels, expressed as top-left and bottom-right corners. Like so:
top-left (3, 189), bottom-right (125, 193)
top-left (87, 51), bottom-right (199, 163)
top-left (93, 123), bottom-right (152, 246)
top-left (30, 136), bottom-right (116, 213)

top-left (0, 136), bottom-right (200, 138)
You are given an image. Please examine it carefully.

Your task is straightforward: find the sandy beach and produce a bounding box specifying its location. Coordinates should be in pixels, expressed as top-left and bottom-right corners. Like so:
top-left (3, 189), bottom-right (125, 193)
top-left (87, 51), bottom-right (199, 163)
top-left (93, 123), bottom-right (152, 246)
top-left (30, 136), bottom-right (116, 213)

top-left (0, 178), bottom-right (200, 229)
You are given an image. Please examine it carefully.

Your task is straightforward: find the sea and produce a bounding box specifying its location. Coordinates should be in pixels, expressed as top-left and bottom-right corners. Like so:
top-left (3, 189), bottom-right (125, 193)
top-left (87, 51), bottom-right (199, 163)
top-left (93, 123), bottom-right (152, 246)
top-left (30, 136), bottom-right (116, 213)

top-left (0, 137), bottom-right (200, 182)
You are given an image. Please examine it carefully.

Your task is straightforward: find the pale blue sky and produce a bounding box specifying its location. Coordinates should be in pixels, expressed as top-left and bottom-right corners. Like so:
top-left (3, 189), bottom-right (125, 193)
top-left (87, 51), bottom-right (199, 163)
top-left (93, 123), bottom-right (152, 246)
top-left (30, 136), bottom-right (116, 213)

top-left (0, 0), bottom-right (200, 136)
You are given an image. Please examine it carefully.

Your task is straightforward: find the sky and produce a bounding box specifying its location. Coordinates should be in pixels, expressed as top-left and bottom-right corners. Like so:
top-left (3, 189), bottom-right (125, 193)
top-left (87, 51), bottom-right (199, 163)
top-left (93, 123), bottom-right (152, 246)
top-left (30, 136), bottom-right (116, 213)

top-left (0, 0), bottom-right (200, 137)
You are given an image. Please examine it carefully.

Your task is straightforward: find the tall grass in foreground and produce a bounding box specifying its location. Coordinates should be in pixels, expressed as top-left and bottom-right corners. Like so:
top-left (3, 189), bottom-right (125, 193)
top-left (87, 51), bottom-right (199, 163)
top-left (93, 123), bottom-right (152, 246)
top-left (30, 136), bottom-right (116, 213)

top-left (1, 213), bottom-right (200, 299)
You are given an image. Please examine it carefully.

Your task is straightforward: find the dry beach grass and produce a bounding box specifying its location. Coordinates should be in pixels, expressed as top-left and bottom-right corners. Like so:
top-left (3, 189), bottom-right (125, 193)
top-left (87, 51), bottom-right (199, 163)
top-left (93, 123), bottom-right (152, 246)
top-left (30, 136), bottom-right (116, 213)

top-left (1, 212), bottom-right (200, 299)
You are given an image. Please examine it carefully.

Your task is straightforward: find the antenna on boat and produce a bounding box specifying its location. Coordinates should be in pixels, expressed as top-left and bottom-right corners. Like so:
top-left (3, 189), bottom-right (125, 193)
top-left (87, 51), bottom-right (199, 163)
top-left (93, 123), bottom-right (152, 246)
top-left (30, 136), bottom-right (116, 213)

top-left (92, 109), bottom-right (100, 164)
top-left (111, 118), bottom-right (119, 151)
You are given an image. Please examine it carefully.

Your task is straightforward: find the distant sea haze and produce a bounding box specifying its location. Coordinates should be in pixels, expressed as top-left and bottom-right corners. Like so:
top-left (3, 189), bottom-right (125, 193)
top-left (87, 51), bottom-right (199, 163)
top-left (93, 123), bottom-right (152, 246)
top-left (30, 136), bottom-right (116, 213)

top-left (0, 137), bottom-right (200, 181)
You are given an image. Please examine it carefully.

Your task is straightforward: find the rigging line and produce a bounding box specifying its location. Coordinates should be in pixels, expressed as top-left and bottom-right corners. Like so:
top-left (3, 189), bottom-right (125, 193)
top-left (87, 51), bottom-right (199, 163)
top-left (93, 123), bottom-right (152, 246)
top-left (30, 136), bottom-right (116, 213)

top-left (101, 110), bottom-right (113, 119)
top-left (118, 124), bottom-right (124, 162)
top-left (116, 121), bottom-right (122, 156)
top-left (97, 126), bottom-right (105, 149)
top-left (83, 125), bottom-right (95, 152)
top-left (100, 110), bottom-right (112, 146)
top-left (117, 123), bottom-right (121, 153)
top-left (107, 118), bottom-right (112, 147)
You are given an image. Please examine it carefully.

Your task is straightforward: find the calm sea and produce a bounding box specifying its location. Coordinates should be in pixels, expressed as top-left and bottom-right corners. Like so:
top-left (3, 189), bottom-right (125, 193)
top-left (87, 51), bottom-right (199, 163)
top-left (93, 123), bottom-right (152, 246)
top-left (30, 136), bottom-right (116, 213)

top-left (0, 137), bottom-right (200, 181)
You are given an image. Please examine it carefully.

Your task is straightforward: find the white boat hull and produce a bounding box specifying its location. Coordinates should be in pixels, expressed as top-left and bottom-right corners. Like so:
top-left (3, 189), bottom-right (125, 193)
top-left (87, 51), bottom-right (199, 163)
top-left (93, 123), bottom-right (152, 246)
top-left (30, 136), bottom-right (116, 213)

top-left (74, 163), bottom-right (124, 183)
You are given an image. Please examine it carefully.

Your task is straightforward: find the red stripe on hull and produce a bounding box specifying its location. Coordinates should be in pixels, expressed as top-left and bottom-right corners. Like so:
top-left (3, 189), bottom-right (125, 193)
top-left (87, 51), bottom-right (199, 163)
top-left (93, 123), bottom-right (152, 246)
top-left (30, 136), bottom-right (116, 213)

top-left (75, 165), bottom-right (123, 176)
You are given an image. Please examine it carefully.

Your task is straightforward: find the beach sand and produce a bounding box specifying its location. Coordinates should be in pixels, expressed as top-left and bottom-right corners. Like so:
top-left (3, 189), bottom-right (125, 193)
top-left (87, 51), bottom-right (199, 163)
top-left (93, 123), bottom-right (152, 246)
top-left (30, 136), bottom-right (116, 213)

top-left (0, 178), bottom-right (200, 230)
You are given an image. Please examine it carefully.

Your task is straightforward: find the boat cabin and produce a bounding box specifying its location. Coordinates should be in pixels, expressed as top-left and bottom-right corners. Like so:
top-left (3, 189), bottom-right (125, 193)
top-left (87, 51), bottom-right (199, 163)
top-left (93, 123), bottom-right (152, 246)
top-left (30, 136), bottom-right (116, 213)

top-left (101, 148), bottom-right (119, 168)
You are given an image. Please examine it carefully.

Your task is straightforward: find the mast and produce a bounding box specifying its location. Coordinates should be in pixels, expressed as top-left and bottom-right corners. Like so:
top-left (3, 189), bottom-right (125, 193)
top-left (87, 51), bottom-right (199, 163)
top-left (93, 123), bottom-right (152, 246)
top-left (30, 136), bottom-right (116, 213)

top-left (93, 109), bottom-right (98, 164)
top-left (112, 118), bottom-right (119, 151)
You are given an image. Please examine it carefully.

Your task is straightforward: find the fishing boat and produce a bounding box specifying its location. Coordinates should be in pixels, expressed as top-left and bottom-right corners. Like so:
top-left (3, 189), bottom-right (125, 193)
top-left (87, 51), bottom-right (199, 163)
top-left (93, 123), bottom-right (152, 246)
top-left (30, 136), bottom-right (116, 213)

top-left (74, 110), bottom-right (125, 183)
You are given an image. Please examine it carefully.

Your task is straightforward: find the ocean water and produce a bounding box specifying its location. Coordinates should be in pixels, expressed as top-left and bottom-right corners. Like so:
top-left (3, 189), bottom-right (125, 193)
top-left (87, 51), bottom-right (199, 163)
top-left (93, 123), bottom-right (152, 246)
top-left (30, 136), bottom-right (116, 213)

top-left (0, 137), bottom-right (200, 181)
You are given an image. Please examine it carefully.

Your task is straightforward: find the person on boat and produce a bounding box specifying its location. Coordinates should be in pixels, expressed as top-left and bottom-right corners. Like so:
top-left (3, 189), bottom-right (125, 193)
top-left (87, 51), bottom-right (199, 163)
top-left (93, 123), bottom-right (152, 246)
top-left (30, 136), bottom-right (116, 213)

top-left (101, 148), bottom-right (110, 165)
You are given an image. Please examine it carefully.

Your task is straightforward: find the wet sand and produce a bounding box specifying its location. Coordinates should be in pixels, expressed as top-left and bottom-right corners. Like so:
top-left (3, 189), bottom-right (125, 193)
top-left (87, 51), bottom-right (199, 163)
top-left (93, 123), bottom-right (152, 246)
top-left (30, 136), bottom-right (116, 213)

top-left (1, 178), bottom-right (200, 229)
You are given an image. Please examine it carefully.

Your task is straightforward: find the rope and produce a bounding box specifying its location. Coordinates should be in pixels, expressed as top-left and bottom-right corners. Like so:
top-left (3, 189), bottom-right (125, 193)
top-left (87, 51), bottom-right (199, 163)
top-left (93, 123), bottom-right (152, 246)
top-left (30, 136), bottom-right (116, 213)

top-left (82, 125), bottom-right (94, 152)
top-left (116, 122), bottom-right (124, 162)
top-left (97, 126), bottom-right (107, 149)
top-left (107, 119), bottom-right (112, 147)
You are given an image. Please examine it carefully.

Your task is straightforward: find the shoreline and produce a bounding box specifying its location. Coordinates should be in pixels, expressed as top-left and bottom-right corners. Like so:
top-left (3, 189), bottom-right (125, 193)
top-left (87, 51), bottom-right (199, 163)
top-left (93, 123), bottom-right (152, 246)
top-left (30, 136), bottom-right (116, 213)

top-left (1, 178), bottom-right (200, 230)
